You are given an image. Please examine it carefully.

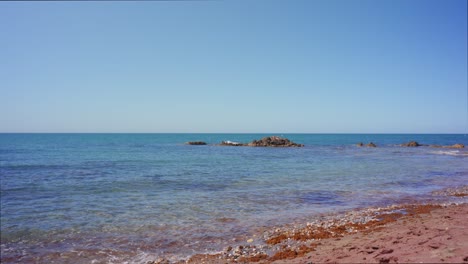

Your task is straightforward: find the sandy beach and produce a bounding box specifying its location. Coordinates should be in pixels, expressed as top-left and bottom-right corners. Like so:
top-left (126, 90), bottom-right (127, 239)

top-left (271, 203), bottom-right (468, 264)
top-left (152, 188), bottom-right (468, 264)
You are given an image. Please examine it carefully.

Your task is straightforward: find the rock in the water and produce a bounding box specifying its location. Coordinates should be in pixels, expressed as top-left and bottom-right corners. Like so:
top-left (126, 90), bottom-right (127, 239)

top-left (447, 143), bottom-right (464, 149)
top-left (357, 142), bottom-right (364, 147)
top-left (430, 143), bottom-right (464, 149)
top-left (402, 141), bottom-right (421, 147)
top-left (186, 141), bottom-right (207, 145)
top-left (366, 142), bottom-right (377, 147)
top-left (247, 136), bottom-right (304, 147)
top-left (220, 140), bottom-right (245, 146)
top-left (218, 136), bottom-right (303, 147)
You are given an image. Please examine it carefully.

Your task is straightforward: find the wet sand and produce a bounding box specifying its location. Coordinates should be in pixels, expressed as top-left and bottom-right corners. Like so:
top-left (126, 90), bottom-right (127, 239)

top-left (150, 188), bottom-right (468, 264)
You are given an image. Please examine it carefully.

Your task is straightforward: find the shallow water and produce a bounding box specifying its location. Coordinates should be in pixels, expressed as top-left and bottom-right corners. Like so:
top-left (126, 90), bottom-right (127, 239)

top-left (1, 134), bottom-right (467, 263)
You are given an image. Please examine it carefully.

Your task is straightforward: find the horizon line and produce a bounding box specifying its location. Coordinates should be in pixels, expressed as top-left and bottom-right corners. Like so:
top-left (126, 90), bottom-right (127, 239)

top-left (0, 132), bottom-right (467, 135)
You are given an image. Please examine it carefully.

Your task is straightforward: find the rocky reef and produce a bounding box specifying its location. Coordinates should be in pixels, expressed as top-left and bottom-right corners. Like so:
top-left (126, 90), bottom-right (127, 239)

top-left (247, 136), bottom-right (304, 147)
top-left (356, 142), bottom-right (377, 147)
top-left (400, 141), bottom-right (465, 148)
top-left (447, 143), bottom-right (464, 149)
top-left (431, 143), bottom-right (464, 149)
top-left (187, 139), bottom-right (464, 149)
top-left (218, 136), bottom-right (304, 147)
top-left (401, 141), bottom-right (422, 147)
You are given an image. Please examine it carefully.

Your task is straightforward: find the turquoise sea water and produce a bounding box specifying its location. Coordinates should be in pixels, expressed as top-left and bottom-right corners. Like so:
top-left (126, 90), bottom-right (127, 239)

top-left (1, 133), bottom-right (467, 263)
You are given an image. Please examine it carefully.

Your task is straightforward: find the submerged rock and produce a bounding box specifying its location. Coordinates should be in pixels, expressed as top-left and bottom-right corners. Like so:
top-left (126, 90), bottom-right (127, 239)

top-left (220, 140), bottom-right (245, 146)
top-left (247, 136), bottom-right (304, 147)
top-left (431, 143), bottom-right (465, 149)
top-left (186, 141), bottom-right (207, 145)
top-left (401, 141), bottom-right (421, 147)
top-left (366, 142), bottom-right (377, 148)
top-left (447, 143), bottom-right (464, 149)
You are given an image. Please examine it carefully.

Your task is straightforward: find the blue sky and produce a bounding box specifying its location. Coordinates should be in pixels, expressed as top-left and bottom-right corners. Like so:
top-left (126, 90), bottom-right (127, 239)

top-left (1, 0), bottom-right (467, 133)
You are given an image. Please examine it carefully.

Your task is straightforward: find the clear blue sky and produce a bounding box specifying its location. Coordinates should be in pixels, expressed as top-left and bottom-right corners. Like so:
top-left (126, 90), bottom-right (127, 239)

top-left (1, 0), bottom-right (467, 133)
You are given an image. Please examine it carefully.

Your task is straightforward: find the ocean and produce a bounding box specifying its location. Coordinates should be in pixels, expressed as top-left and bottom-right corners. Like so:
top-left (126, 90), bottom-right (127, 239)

top-left (1, 133), bottom-right (467, 263)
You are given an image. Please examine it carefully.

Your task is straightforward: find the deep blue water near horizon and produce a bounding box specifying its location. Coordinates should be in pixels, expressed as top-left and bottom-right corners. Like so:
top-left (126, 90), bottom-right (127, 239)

top-left (1, 133), bottom-right (467, 263)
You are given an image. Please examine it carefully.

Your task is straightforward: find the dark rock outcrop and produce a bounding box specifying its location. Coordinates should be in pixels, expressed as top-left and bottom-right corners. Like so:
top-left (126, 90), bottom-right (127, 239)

top-left (366, 142), bottom-right (377, 147)
top-left (357, 142), bottom-right (364, 147)
top-left (186, 141), bottom-right (207, 145)
top-left (401, 141), bottom-right (421, 147)
top-left (247, 136), bottom-right (304, 147)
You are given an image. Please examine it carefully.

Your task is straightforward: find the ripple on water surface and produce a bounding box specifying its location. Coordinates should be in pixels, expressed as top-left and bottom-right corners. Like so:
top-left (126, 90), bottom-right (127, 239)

top-left (1, 134), bottom-right (467, 263)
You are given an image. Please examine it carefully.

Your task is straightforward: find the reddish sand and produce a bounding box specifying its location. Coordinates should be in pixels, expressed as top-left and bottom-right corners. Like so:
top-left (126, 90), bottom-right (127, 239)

top-left (151, 202), bottom-right (468, 264)
top-left (271, 203), bottom-right (468, 264)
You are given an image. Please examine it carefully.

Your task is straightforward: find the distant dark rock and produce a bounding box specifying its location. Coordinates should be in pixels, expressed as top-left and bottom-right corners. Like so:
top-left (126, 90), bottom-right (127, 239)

top-left (401, 141), bottom-right (421, 147)
top-left (186, 141), bottom-right (207, 145)
top-left (366, 142), bottom-right (377, 147)
top-left (247, 136), bottom-right (304, 147)
top-left (357, 142), bottom-right (364, 147)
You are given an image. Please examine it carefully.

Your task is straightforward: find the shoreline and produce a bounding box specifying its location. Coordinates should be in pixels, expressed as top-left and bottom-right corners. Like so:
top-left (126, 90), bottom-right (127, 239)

top-left (151, 186), bottom-right (468, 264)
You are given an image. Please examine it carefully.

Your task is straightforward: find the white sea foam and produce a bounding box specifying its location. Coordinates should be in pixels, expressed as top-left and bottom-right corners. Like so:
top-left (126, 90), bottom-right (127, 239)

top-left (429, 150), bottom-right (468, 156)
top-left (107, 250), bottom-right (161, 264)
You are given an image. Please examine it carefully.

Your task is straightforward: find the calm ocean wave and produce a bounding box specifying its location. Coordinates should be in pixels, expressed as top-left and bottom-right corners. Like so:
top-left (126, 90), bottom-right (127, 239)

top-left (1, 134), bottom-right (467, 263)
